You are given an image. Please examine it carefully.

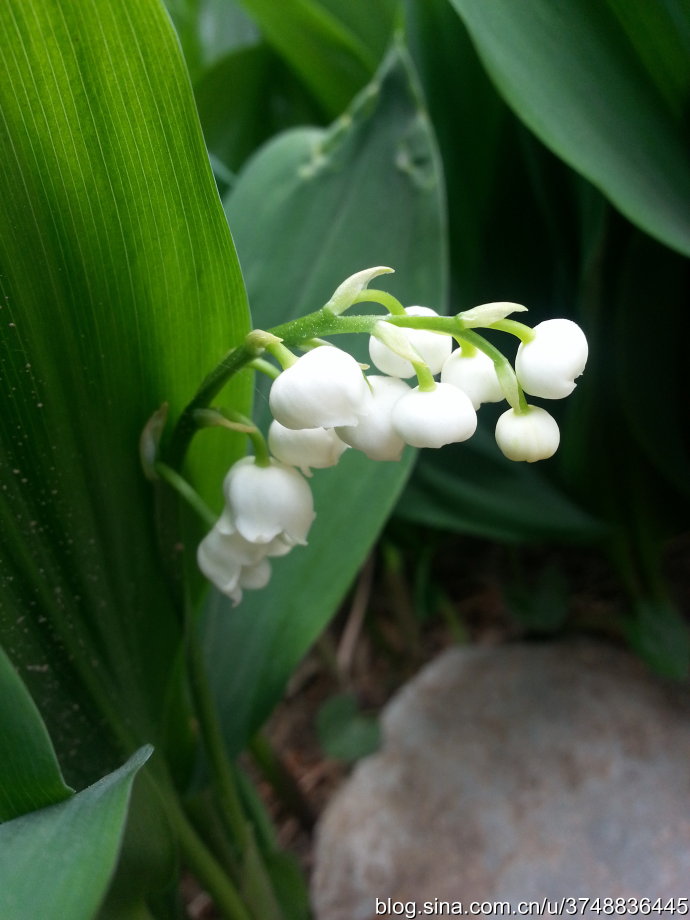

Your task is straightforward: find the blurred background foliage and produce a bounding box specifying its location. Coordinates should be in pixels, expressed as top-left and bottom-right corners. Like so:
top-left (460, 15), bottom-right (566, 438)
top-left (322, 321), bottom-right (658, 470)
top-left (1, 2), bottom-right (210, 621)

top-left (0, 0), bottom-right (688, 917)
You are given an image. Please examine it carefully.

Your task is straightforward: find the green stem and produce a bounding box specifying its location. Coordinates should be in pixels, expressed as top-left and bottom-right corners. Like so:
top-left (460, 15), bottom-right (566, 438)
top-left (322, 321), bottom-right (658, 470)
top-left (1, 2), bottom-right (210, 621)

top-left (167, 345), bottom-right (256, 469)
top-left (249, 734), bottom-right (316, 832)
top-left (185, 621), bottom-right (251, 853)
top-left (155, 462), bottom-right (216, 528)
top-left (165, 310), bottom-right (467, 471)
top-left (458, 329), bottom-right (525, 411)
top-left (490, 318), bottom-right (536, 343)
top-left (163, 792), bottom-right (254, 920)
top-left (414, 361), bottom-right (437, 392)
top-left (351, 288), bottom-right (406, 315)
top-left (249, 357), bottom-right (280, 380)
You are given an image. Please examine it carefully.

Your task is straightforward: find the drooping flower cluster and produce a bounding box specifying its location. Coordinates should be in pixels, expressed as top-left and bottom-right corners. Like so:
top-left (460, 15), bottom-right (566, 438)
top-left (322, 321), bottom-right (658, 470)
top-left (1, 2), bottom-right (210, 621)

top-left (194, 270), bottom-right (588, 604)
top-left (197, 457), bottom-right (315, 605)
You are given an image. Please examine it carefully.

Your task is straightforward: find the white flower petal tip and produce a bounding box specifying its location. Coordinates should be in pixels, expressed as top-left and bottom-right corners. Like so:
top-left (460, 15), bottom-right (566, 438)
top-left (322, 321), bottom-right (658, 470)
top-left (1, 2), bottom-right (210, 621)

top-left (269, 345), bottom-right (371, 429)
top-left (268, 420), bottom-right (348, 475)
top-left (368, 306), bottom-right (452, 378)
top-left (441, 348), bottom-right (503, 409)
top-left (391, 382), bottom-right (477, 449)
top-left (336, 375), bottom-right (410, 461)
top-left (515, 319), bottom-right (588, 399)
top-left (223, 457), bottom-right (315, 545)
top-left (197, 528), bottom-right (243, 597)
top-left (495, 405), bottom-right (560, 462)
top-left (238, 557), bottom-right (272, 591)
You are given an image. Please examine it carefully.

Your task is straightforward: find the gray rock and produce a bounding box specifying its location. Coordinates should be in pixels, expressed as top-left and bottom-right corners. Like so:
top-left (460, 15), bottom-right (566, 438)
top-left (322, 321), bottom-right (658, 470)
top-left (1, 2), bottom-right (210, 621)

top-left (312, 641), bottom-right (690, 920)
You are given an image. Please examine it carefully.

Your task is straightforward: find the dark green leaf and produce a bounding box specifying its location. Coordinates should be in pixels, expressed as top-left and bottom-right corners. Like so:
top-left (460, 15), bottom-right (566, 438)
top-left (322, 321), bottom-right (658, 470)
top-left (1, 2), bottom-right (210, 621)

top-left (235, 0), bottom-right (378, 115)
top-left (0, 0), bottom-right (250, 790)
top-left (0, 644), bottom-right (73, 821)
top-left (398, 428), bottom-right (605, 544)
top-left (447, 0), bottom-right (690, 256)
top-left (0, 747), bottom-right (151, 920)
top-left (194, 43), bottom-right (322, 175)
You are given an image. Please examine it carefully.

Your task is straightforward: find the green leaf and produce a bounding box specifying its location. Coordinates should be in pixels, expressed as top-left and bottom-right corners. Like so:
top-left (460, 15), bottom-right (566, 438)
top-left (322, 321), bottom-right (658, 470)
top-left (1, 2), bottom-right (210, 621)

top-left (204, 45), bottom-right (447, 753)
top-left (626, 596), bottom-right (690, 680)
top-left (194, 43), bottom-right (322, 175)
top-left (316, 694), bottom-right (381, 763)
top-left (0, 644), bottom-right (73, 821)
top-left (398, 428), bottom-right (605, 544)
top-left (0, 0), bottom-right (250, 784)
top-left (0, 747), bottom-right (151, 920)
top-left (235, 0), bottom-right (378, 115)
top-left (447, 0), bottom-right (690, 256)
top-left (165, 0), bottom-right (260, 82)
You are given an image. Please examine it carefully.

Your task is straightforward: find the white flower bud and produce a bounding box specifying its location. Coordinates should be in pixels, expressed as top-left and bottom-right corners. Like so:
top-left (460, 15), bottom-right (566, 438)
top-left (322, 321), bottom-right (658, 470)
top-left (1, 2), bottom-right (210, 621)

top-left (223, 457), bottom-right (315, 545)
top-left (391, 382), bottom-right (477, 448)
top-left (336, 375), bottom-right (410, 461)
top-left (269, 345), bottom-right (371, 429)
top-left (495, 405), bottom-right (560, 462)
top-left (440, 347), bottom-right (503, 409)
top-left (324, 266), bottom-right (394, 315)
top-left (515, 319), bottom-right (588, 399)
top-left (268, 420), bottom-right (348, 476)
top-left (459, 301), bottom-right (527, 327)
top-left (368, 306), bottom-right (452, 378)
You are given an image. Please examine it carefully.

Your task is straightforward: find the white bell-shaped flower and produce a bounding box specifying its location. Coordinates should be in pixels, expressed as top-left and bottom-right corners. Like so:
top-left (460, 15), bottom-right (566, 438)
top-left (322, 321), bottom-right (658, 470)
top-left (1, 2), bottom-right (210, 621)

top-left (515, 319), bottom-right (588, 399)
top-left (368, 306), bottom-right (452, 378)
top-left (495, 405), bottom-right (560, 462)
top-left (336, 375), bottom-right (410, 461)
top-left (223, 456), bottom-right (315, 545)
top-left (440, 347), bottom-right (503, 409)
top-left (268, 420), bottom-right (348, 476)
top-left (391, 382), bottom-right (477, 448)
top-left (269, 345), bottom-right (371, 429)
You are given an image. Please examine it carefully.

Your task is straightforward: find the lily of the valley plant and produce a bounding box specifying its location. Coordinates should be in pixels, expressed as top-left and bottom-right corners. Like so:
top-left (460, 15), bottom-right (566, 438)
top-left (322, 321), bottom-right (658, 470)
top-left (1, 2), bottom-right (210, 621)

top-left (150, 267), bottom-right (588, 606)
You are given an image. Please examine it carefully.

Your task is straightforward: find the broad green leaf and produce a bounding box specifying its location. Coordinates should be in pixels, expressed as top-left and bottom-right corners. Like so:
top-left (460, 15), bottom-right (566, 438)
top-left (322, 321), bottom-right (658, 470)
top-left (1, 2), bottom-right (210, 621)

top-left (447, 0), bottom-right (690, 256)
top-left (0, 644), bottom-right (72, 821)
top-left (398, 428), bottom-right (605, 544)
top-left (0, 747), bottom-right (151, 920)
top-left (194, 43), bottom-right (322, 175)
top-left (605, 0), bottom-right (690, 121)
top-left (405, 0), bottom-right (507, 302)
top-left (204, 46), bottom-right (447, 752)
top-left (165, 0), bottom-right (260, 81)
top-left (316, 0), bottom-right (399, 60)
top-left (0, 0), bottom-right (250, 789)
top-left (235, 0), bottom-right (378, 116)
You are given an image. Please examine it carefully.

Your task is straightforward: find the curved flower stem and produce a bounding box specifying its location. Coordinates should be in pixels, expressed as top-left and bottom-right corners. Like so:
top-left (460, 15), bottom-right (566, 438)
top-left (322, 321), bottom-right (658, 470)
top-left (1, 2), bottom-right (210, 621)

top-left (165, 309), bottom-right (469, 471)
top-left (166, 344), bottom-right (256, 469)
top-left (414, 361), bottom-right (437, 392)
top-left (490, 318), bottom-right (536, 343)
top-left (458, 329), bottom-right (527, 411)
top-left (155, 462), bottom-right (216, 528)
top-left (351, 288), bottom-right (406, 315)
